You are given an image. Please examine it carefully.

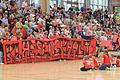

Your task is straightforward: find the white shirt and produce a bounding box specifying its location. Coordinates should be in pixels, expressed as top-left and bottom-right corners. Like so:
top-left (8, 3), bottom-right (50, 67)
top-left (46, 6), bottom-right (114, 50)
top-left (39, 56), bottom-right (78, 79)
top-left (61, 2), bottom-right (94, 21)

top-left (100, 36), bottom-right (107, 40)
top-left (2, 17), bottom-right (8, 25)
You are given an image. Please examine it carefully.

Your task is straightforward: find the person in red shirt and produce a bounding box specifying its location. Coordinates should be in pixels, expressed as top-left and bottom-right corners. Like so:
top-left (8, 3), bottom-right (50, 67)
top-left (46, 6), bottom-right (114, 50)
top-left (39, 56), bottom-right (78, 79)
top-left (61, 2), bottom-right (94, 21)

top-left (80, 55), bottom-right (94, 71)
top-left (111, 54), bottom-right (117, 68)
top-left (91, 55), bottom-right (100, 69)
top-left (99, 50), bottom-right (111, 70)
top-left (37, 21), bottom-right (44, 29)
top-left (10, 34), bottom-right (18, 41)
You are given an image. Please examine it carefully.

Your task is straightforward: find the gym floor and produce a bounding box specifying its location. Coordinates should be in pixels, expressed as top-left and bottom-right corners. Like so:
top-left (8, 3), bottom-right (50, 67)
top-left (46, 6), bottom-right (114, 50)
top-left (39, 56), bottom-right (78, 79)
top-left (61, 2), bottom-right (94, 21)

top-left (0, 60), bottom-right (120, 80)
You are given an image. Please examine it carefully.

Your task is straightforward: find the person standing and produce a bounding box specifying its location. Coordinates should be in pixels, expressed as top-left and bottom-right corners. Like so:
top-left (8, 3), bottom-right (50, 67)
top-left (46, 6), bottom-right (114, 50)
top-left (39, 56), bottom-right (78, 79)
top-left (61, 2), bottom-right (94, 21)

top-left (45, 15), bottom-right (51, 35)
top-left (8, 14), bottom-right (15, 35)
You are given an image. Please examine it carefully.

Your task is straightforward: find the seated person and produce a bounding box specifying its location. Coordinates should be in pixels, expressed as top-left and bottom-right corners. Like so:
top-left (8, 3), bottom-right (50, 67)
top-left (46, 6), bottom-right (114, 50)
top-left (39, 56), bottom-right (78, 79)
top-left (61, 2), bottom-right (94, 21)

top-left (90, 55), bottom-right (100, 70)
top-left (99, 50), bottom-right (111, 70)
top-left (111, 54), bottom-right (117, 68)
top-left (80, 55), bottom-right (94, 71)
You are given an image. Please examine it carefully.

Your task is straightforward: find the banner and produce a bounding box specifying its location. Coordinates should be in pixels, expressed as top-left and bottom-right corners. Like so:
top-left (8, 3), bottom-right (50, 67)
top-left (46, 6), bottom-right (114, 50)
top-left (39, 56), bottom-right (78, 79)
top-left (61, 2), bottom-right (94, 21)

top-left (3, 37), bottom-right (96, 64)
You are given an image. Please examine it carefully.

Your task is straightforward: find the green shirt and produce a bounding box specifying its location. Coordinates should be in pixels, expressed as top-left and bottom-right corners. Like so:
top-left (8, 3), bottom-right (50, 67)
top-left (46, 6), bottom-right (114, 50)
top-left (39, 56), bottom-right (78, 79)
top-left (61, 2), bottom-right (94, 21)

top-left (23, 24), bottom-right (29, 30)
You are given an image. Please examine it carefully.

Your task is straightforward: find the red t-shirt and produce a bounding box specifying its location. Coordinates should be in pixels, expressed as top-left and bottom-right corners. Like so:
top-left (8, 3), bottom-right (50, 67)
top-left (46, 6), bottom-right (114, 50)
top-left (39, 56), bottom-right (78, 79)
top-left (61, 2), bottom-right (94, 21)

top-left (112, 35), bottom-right (118, 43)
top-left (49, 35), bottom-right (59, 39)
top-left (37, 24), bottom-right (43, 29)
top-left (96, 58), bottom-right (102, 66)
top-left (93, 58), bottom-right (99, 68)
top-left (11, 35), bottom-right (17, 41)
top-left (83, 60), bottom-right (93, 69)
top-left (49, 36), bottom-right (55, 39)
top-left (102, 54), bottom-right (111, 65)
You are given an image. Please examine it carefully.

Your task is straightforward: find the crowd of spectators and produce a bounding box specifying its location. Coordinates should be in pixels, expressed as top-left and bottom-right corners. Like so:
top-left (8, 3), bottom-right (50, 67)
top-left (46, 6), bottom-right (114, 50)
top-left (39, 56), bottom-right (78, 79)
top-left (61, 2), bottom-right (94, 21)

top-left (0, 0), bottom-right (120, 51)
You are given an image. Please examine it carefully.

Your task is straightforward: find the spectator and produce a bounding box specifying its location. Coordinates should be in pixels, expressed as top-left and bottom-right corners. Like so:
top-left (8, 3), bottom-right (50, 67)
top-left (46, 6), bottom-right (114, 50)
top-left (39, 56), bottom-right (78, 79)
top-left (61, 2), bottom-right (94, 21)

top-left (22, 0), bottom-right (28, 9)
top-left (0, 41), bottom-right (3, 64)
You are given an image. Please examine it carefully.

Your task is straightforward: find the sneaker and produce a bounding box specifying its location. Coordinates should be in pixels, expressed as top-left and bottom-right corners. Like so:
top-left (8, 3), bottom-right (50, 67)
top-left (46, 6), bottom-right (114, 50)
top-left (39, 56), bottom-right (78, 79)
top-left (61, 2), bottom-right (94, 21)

top-left (106, 67), bottom-right (111, 71)
top-left (59, 59), bottom-right (62, 62)
top-left (0, 63), bottom-right (4, 64)
top-left (63, 60), bottom-right (66, 61)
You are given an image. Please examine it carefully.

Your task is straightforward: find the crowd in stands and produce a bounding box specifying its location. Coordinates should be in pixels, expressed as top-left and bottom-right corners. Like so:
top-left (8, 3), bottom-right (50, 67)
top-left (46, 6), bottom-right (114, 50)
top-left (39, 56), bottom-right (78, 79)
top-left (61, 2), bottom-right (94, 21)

top-left (0, 0), bottom-right (120, 54)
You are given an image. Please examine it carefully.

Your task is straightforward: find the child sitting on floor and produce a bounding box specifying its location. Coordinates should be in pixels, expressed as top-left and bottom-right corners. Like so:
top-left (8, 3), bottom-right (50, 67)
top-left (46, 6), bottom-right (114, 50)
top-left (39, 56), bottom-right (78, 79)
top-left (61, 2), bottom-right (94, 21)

top-left (90, 55), bottom-right (100, 70)
top-left (99, 50), bottom-right (112, 70)
top-left (80, 55), bottom-right (94, 71)
top-left (111, 54), bottom-right (117, 68)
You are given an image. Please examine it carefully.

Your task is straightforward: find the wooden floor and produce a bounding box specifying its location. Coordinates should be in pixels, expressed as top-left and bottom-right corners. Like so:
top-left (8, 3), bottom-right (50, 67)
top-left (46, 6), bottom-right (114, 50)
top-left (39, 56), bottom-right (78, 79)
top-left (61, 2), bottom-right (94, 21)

top-left (0, 60), bottom-right (120, 80)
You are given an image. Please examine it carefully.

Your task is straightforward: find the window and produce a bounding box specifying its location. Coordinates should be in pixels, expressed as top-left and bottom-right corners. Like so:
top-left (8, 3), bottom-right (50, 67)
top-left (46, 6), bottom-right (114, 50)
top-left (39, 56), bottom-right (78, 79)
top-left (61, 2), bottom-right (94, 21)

top-left (30, 0), bottom-right (40, 8)
top-left (49, 0), bottom-right (108, 11)
top-left (58, 0), bottom-right (62, 5)
top-left (98, 0), bottom-right (103, 6)
top-left (115, 7), bottom-right (120, 12)
top-left (78, 0), bottom-right (84, 9)
top-left (105, 0), bottom-right (108, 7)
top-left (64, 0), bottom-right (80, 11)
top-left (79, 0), bottom-right (84, 3)
top-left (72, 0), bottom-right (78, 2)
top-left (90, 0), bottom-right (93, 5)
top-left (65, 2), bottom-right (71, 10)
top-left (103, 0), bottom-right (106, 6)
top-left (94, 0), bottom-right (98, 5)
top-left (94, 5), bottom-right (97, 10)
top-left (49, 0), bottom-right (62, 8)
top-left (50, 0), bottom-right (57, 7)
top-left (90, 0), bottom-right (108, 11)
top-left (90, 0), bottom-right (98, 11)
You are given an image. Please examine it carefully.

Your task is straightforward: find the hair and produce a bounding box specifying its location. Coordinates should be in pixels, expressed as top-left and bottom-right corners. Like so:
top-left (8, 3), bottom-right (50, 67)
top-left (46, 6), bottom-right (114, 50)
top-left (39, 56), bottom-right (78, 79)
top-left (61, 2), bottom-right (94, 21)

top-left (83, 55), bottom-right (89, 60)
top-left (104, 50), bottom-right (110, 57)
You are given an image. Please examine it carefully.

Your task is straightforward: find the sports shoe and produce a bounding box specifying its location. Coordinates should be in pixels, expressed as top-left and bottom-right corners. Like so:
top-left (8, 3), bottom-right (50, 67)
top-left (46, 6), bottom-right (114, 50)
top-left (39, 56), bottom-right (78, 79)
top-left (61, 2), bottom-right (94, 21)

top-left (0, 63), bottom-right (4, 64)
